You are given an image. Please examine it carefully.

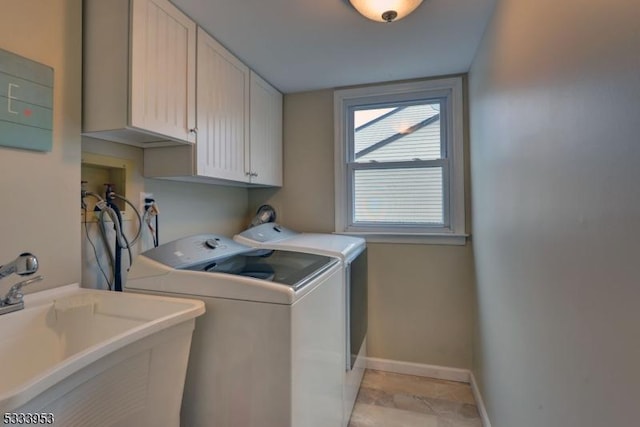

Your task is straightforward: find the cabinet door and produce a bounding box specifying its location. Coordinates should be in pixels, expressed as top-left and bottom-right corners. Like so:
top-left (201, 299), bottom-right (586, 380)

top-left (196, 28), bottom-right (250, 181)
top-left (249, 71), bottom-right (283, 186)
top-left (130, 0), bottom-right (196, 143)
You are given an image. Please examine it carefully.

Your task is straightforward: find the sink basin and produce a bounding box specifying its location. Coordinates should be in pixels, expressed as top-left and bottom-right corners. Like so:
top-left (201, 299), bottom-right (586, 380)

top-left (0, 283), bottom-right (205, 426)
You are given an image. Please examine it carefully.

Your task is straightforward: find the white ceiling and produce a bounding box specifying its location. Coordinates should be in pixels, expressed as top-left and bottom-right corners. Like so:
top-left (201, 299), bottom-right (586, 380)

top-left (171, 0), bottom-right (496, 94)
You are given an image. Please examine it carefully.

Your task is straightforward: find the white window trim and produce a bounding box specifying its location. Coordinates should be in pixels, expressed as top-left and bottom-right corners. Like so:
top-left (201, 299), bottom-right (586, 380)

top-left (334, 77), bottom-right (466, 245)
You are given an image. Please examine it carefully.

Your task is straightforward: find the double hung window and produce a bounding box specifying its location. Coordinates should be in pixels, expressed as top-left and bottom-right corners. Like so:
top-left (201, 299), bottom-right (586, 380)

top-left (334, 77), bottom-right (466, 244)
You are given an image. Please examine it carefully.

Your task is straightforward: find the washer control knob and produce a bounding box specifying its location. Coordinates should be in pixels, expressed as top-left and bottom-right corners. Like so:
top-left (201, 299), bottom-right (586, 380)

top-left (205, 239), bottom-right (219, 249)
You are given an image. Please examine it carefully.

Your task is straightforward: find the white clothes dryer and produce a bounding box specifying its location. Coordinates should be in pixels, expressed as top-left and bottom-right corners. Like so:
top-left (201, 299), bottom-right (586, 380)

top-left (235, 224), bottom-right (367, 426)
top-left (125, 234), bottom-right (344, 427)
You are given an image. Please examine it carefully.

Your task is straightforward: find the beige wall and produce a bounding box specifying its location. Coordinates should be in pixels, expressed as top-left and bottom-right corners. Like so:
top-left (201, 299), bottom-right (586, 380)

top-left (0, 0), bottom-right (82, 292)
top-left (250, 87), bottom-right (476, 369)
top-left (367, 243), bottom-right (476, 367)
top-left (469, 0), bottom-right (640, 426)
top-left (81, 138), bottom-right (249, 289)
top-left (250, 90), bottom-right (336, 232)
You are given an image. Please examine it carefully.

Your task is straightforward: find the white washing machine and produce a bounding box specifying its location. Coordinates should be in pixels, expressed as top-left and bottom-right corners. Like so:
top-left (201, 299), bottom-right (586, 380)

top-left (235, 224), bottom-right (367, 427)
top-left (125, 235), bottom-right (344, 427)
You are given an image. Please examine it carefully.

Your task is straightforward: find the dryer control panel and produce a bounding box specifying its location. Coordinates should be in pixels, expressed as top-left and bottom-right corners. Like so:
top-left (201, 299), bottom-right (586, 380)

top-left (235, 223), bottom-right (299, 244)
top-left (141, 235), bottom-right (252, 270)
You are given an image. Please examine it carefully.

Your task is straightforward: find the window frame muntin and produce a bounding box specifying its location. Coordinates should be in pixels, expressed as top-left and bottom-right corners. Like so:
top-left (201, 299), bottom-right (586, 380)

top-left (334, 77), bottom-right (466, 242)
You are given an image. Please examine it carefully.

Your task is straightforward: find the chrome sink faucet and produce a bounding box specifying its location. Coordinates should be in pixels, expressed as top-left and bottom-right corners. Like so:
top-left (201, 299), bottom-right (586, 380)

top-left (0, 253), bottom-right (43, 315)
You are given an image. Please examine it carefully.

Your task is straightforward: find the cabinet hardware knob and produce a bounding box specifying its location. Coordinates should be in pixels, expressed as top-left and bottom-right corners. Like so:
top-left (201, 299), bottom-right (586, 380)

top-left (189, 128), bottom-right (198, 134)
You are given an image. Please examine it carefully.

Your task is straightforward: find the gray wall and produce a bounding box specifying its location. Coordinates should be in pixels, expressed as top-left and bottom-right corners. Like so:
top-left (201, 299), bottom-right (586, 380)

top-left (0, 0), bottom-right (82, 292)
top-left (468, 0), bottom-right (640, 426)
top-left (250, 89), bottom-right (476, 368)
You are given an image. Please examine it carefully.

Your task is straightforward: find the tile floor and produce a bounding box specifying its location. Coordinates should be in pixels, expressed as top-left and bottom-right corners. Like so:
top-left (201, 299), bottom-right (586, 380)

top-left (348, 370), bottom-right (483, 427)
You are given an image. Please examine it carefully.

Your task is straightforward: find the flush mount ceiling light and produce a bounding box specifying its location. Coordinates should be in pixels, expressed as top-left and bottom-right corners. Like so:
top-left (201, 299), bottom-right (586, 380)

top-left (349, 0), bottom-right (424, 23)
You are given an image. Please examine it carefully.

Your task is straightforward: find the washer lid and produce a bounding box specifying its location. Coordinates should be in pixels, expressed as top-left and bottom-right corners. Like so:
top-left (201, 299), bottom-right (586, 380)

top-left (183, 249), bottom-right (338, 290)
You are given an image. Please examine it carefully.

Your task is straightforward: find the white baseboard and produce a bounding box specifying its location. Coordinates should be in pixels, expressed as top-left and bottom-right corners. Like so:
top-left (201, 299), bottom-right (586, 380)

top-left (365, 357), bottom-right (492, 427)
top-left (366, 357), bottom-right (470, 383)
top-left (469, 372), bottom-right (492, 427)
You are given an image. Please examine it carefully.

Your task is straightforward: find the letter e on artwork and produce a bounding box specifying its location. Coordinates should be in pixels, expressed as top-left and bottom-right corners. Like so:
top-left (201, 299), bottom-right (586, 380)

top-left (7, 82), bottom-right (19, 114)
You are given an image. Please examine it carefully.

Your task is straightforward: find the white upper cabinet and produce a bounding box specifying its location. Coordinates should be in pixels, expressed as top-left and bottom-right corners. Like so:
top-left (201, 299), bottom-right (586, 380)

top-left (130, 0), bottom-right (197, 143)
top-left (249, 71), bottom-right (283, 187)
top-left (83, 0), bottom-right (196, 146)
top-left (196, 28), bottom-right (250, 182)
top-left (144, 27), bottom-right (283, 187)
top-left (84, 0), bottom-right (282, 187)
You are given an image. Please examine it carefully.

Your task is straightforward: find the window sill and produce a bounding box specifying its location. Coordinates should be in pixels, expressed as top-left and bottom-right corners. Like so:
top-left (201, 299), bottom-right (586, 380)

top-left (333, 232), bottom-right (469, 246)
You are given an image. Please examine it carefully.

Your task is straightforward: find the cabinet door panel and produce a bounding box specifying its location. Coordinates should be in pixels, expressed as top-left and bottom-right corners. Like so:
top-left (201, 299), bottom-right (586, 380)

top-left (196, 28), bottom-right (250, 181)
top-left (250, 71), bottom-right (283, 186)
top-left (130, 0), bottom-right (196, 143)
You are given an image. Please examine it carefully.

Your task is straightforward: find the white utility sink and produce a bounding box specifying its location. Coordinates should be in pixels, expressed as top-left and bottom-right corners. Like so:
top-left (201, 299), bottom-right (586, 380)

top-left (0, 284), bottom-right (205, 426)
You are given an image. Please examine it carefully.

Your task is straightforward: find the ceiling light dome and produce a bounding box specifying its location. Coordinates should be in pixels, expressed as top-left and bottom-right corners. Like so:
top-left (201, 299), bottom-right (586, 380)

top-left (349, 0), bottom-right (424, 23)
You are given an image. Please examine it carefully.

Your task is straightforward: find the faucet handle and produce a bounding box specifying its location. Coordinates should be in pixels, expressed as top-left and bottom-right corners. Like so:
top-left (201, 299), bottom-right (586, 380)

top-left (4, 275), bottom-right (44, 305)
